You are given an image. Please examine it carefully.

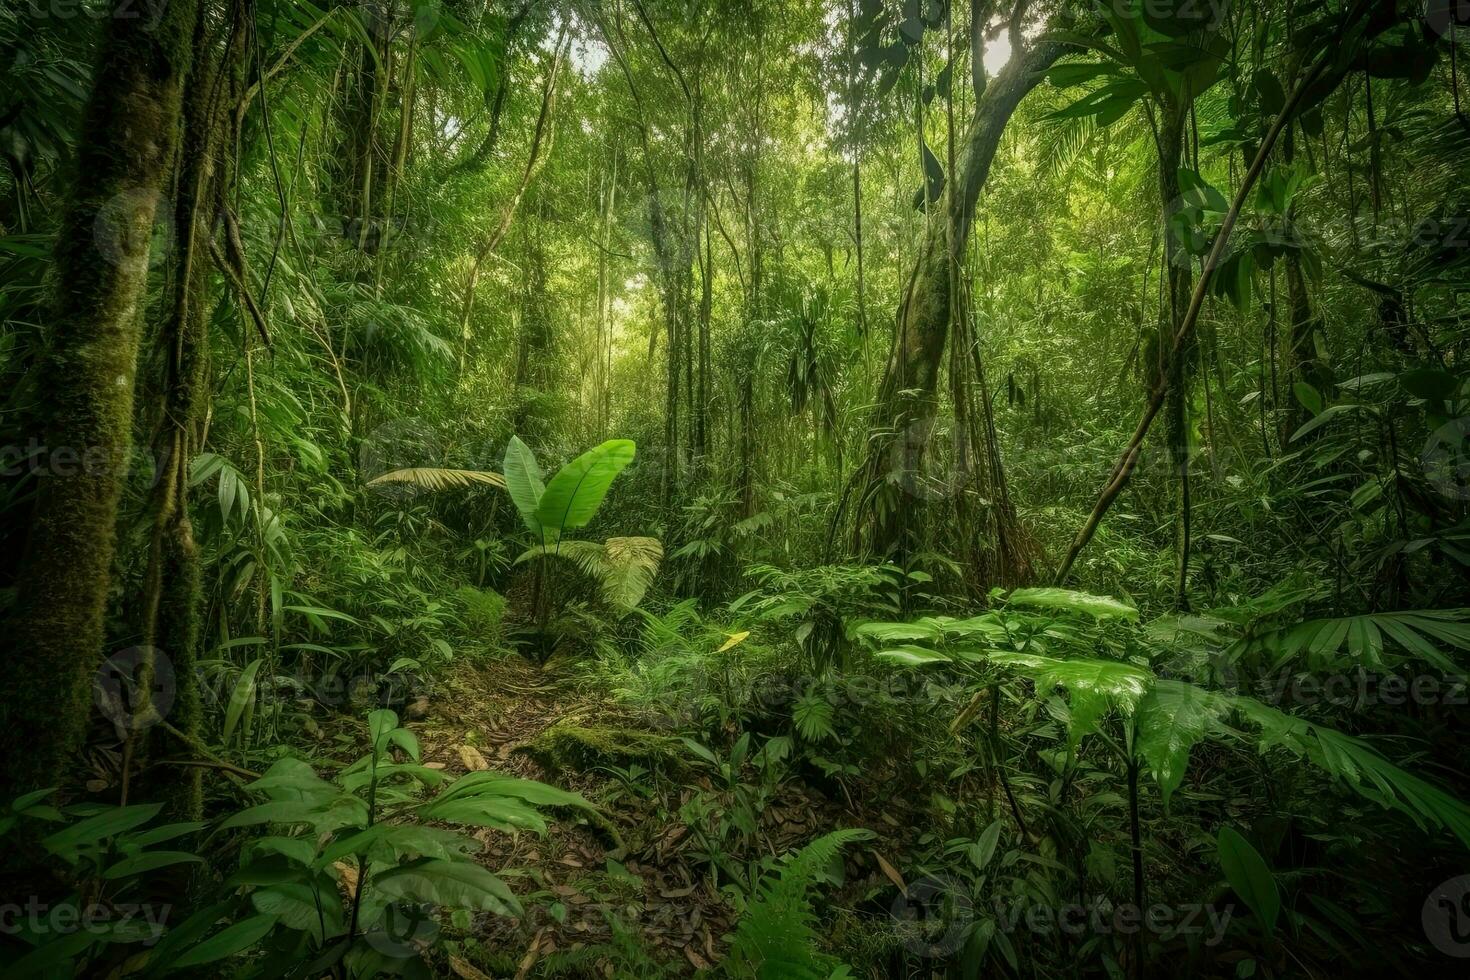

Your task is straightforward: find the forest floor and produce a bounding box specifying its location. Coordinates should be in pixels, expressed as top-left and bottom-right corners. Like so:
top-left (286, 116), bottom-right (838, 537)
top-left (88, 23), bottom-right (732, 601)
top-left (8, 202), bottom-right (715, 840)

top-left (407, 656), bottom-right (908, 977)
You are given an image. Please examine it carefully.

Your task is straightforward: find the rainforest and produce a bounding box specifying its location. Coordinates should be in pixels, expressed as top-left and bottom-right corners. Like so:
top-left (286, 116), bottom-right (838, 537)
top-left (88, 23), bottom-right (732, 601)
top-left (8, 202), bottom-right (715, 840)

top-left (2, 0), bottom-right (1470, 977)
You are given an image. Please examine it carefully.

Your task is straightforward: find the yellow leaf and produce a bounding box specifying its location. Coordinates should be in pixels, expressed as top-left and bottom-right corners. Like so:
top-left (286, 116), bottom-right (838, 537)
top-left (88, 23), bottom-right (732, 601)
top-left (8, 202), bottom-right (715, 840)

top-left (458, 745), bottom-right (490, 771)
top-left (872, 850), bottom-right (907, 892)
top-left (716, 631), bottom-right (751, 653)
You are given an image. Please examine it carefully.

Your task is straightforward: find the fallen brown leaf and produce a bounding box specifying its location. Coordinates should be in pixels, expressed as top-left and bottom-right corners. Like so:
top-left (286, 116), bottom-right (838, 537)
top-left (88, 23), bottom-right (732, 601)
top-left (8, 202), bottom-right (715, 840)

top-left (872, 850), bottom-right (907, 892)
top-left (449, 955), bottom-right (493, 980)
top-left (334, 861), bottom-right (360, 900)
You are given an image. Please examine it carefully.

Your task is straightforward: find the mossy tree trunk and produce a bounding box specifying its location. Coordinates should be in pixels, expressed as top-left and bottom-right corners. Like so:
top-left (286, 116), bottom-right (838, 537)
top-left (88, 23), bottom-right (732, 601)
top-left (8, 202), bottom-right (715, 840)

top-left (858, 36), bottom-right (1062, 563)
top-left (129, 0), bottom-right (249, 818)
top-left (0, 0), bottom-right (202, 798)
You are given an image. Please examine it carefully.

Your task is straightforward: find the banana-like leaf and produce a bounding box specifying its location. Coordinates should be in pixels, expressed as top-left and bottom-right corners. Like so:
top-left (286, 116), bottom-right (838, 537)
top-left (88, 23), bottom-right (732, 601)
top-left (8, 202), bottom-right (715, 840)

top-left (502, 435), bottom-right (545, 534)
top-left (536, 439), bottom-right (635, 534)
top-left (366, 468), bottom-right (505, 491)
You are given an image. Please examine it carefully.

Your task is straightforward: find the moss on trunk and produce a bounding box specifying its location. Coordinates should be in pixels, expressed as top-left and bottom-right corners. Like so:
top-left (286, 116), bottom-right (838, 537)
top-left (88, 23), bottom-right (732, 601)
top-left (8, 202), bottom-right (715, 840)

top-left (859, 38), bottom-right (1062, 565)
top-left (0, 0), bottom-right (201, 799)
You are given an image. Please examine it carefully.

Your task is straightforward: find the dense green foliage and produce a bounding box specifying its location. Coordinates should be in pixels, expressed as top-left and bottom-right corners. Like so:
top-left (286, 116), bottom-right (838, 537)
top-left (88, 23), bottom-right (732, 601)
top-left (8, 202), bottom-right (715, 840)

top-left (2, 0), bottom-right (1470, 977)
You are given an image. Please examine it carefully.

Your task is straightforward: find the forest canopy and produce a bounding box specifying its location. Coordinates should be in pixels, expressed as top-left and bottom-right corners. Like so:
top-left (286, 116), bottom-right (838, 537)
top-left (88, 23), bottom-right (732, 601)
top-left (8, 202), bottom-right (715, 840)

top-left (2, 0), bottom-right (1470, 977)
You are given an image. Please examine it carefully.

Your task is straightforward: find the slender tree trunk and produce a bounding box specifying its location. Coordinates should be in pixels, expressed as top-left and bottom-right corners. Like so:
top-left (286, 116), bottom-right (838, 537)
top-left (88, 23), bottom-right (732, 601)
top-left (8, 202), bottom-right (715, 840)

top-left (696, 220), bottom-right (712, 462)
top-left (457, 37), bottom-right (565, 365)
top-left (339, 2), bottom-right (393, 251)
top-left (1278, 122), bottom-right (1331, 446)
top-left (853, 161), bottom-right (868, 337)
top-left (1157, 97), bottom-right (1196, 610)
top-left (0, 0), bottom-right (201, 798)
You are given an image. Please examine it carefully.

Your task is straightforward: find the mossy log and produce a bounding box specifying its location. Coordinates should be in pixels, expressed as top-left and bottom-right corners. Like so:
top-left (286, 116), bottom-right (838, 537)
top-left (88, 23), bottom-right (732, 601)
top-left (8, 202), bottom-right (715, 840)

top-left (526, 717), bottom-right (686, 774)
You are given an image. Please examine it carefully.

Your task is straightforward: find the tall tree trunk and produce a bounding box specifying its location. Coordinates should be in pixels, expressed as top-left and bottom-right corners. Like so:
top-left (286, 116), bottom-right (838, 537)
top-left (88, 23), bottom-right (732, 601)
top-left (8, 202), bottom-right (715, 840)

top-left (0, 0), bottom-right (201, 798)
top-left (1156, 96), bottom-right (1196, 610)
top-left (858, 36), bottom-right (1063, 560)
top-left (1278, 122), bottom-right (1331, 446)
top-left (696, 220), bottom-right (712, 462)
top-left (127, 1), bottom-right (246, 818)
top-left (338, 0), bottom-right (394, 251)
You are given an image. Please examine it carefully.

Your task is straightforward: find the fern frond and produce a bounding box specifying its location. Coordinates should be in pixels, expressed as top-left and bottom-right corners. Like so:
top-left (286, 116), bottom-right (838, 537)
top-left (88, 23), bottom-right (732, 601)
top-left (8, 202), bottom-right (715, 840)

top-left (726, 829), bottom-right (872, 980)
top-left (518, 537), bottom-right (663, 611)
top-left (367, 468), bottom-right (505, 491)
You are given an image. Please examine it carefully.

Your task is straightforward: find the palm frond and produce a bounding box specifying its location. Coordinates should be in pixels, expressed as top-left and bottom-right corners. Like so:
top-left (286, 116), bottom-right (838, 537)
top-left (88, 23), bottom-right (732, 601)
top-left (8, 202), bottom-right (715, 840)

top-left (1263, 609), bottom-right (1470, 673)
top-left (367, 468), bottom-right (505, 491)
top-left (1232, 696), bottom-right (1470, 851)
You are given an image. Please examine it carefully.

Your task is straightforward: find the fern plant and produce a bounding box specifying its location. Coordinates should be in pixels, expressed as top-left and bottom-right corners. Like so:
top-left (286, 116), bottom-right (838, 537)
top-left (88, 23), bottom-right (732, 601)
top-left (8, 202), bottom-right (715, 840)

top-left (724, 829), bottom-right (872, 980)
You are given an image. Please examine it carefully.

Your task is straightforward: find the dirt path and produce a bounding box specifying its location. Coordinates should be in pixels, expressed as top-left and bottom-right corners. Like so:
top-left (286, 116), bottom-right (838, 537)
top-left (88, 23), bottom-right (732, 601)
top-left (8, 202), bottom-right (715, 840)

top-left (408, 655), bottom-right (896, 977)
top-left (412, 656), bottom-right (734, 975)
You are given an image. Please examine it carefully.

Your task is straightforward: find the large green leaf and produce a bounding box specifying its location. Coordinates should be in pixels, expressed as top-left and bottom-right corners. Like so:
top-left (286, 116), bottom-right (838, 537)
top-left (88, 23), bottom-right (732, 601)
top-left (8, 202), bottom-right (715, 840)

top-left (876, 645), bottom-right (955, 666)
top-left (170, 913), bottom-right (279, 969)
top-left (1135, 680), bottom-right (1227, 807)
top-left (251, 882), bottom-right (341, 936)
top-left (1217, 826), bottom-right (1279, 936)
top-left (43, 804), bottom-right (163, 862)
top-left (503, 435), bottom-right (545, 534)
top-left (103, 850), bottom-right (203, 880)
top-left (1006, 588), bottom-right (1139, 621)
top-left (536, 439), bottom-right (636, 533)
top-left (989, 653), bottom-right (1152, 746)
top-left (421, 797), bottom-right (548, 833)
top-left (435, 771), bottom-right (597, 811)
top-left (373, 858), bottom-right (521, 916)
